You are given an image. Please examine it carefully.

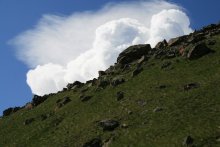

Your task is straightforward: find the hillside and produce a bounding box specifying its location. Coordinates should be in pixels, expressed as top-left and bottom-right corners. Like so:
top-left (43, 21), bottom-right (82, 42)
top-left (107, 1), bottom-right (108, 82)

top-left (0, 23), bottom-right (220, 147)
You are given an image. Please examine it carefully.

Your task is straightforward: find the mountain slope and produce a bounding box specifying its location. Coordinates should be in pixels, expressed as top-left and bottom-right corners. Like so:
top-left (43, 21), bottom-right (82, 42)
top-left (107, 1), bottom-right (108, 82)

top-left (0, 23), bottom-right (220, 147)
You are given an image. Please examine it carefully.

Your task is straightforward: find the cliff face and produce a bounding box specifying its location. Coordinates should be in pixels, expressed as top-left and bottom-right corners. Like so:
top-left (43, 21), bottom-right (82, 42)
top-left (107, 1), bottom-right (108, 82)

top-left (1, 23), bottom-right (220, 146)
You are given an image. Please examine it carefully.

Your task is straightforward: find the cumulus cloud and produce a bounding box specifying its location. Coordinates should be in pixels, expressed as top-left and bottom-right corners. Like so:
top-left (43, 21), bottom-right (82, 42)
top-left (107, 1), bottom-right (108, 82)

top-left (11, 0), bottom-right (192, 96)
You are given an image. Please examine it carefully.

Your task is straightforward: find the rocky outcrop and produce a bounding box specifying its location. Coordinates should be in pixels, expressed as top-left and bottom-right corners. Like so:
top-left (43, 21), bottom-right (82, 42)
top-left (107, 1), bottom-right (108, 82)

top-left (187, 42), bottom-right (212, 60)
top-left (3, 107), bottom-right (21, 116)
top-left (117, 44), bottom-right (151, 65)
top-left (99, 119), bottom-right (119, 131)
top-left (32, 95), bottom-right (48, 107)
top-left (66, 81), bottom-right (84, 90)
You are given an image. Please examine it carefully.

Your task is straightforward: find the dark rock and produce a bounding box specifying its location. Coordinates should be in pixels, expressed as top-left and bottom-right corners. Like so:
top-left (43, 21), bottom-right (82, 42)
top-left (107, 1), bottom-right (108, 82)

top-left (158, 85), bottom-right (166, 89)
top-left (155, 39), bottom-right (168, 49)
top-left (132, 66), bottom-right (143, 77)
top-left (121, 123), bottom-right (128, 128)
top-left (187, 42), bottom-right (212, 60)
top-left (97, 79), bottom-right (110, 88)
top-left (153, 107), bottom-right (163, 112)
top-left (63, 88), bottom-right (68, 91)
top-left (99, 119), bottom-right (119, 131)
top-left (40, 114), bottom-right (48, 121)
top-left (168, 36), bottom-right (186, 46)
top-left (137, 55), bottom-right (147, 65)
top-left (122, 64), bottom-right (130, 71)
top-left (117, 44), bottom-right (151, 65)
top-left (98, 71), bottom-right (107, 77)
top-left (80, 95), bottom-right (92, 102)
top-left (66, 81), bottom-right (83, 90)
top-left (32, 95), bottom-right (48, 107)
top-left (182, 136), bottom-right (194, 146)
top-left (55, 97), bottom-right (71, 109)
top-left (3, 107), bottom-right (21, 116)
top-left (116, 91), bottom-right (124, 101)
top-left (83, 138), bottom-right (102, 147)
top-left (111, 77), bottom-right (125, 87)
top-left (184, 83), bottom-right (200, 91)
top-left (161, 61), bottom-right (172, 69)
top-left (24, 118), bottom-right (35, 125)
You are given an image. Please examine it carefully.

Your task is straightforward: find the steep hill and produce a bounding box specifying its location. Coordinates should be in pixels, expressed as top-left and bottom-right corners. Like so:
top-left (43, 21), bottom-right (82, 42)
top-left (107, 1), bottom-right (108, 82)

top-left (0, 23), bottom-right (220, 147)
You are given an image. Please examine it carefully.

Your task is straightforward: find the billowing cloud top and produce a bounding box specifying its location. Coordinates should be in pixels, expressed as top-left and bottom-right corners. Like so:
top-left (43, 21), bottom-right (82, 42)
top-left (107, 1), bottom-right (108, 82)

top-left (11, 0), bottom-right (192, 96)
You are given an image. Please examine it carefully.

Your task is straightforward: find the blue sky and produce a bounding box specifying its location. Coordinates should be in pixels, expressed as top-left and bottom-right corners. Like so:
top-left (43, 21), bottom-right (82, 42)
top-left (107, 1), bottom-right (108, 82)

top-left (0, 0), bottom-right (219, 115)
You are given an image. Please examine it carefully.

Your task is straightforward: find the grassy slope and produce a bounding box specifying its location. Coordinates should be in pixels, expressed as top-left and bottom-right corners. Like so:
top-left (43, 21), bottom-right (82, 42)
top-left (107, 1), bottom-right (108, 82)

top-left (0, 35), bottom-right (220, 147)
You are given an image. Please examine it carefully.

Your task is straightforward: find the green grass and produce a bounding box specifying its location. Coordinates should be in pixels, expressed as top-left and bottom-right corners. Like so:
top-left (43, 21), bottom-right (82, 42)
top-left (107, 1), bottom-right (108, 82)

top-left (0, 35), bottom-right (220, 147)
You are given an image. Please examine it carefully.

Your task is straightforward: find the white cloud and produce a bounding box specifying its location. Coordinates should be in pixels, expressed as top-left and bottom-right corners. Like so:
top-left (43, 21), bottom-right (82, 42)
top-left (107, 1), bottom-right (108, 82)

top-left (11, 0), bottom-right (192, 96)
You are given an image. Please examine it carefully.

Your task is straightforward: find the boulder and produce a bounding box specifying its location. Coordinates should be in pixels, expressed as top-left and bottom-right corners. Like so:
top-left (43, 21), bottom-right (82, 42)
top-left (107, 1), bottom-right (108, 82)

top-left (3, 107), bottom-right (21, 116)
top-left (116, 91), bottom-right (124, 101)
top-left (25, 103), bottom-right (34, 110)
top-left (155, 39), bottom-right (168, 49)
top-left (182, 136), bottom-right (193, 146)
top-left (99, 119), bottom-right (119, 131)
top-left (153, 107), bottom-right (163, 112)
top-left (183, 83), bottom-right (200, 91)
top-left (132, 66), bottom-right (143, 77)
top-left (117, 44), bottom-right (151, 65)
top-left (111, 77), bottom-right (125, 87)
top-left (137, 55), bottom-right (147, 65)
top-left (97, 79), bottom-right (110, 88)
top-left (168, 36), bottom-right (186, 46)
top-left (80, 95), bottom-right (92, 102)
top-left (98, 71), bottom-right (107, 77)
top-left (187, 42), bottom-right (212, 60)
top-left (23, 118), bottom-right (35, 125)
top-left (66, 81), bottom-right (83, 90)
top-left (55, 97), bottom-right (71, 109)
top-left (83, 138), bottom-right (102, 147)
top-left (32, 95), bottom-right (48, 107)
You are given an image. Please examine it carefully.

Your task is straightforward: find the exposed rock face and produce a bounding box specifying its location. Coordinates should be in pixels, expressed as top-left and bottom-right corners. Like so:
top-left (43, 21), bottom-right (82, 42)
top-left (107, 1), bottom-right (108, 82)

top-left (55, 97), bottom-right (71, 110)
top-left (187, 42), bottom-right (212, 60)
top-left (99, 119), bottom-right (119, 131)
top-left (155, 39), bottom-right (168, 49)
top-left (3, 107), bottom-right (21, 116)
top-left (80, 95), bottom-right (92, 102)
top-left (111, 77), bottom-right (125, 87)
top-left (32, 95), bottom-right (48, 107)
top-left (66, 81), bottom-right (83, 90)
top-left (132, 66), bottom-right (143, 77)
top-left (23, 118), bottom-right (35, 125)
top-left (117, 44), bottom-right (151, 65)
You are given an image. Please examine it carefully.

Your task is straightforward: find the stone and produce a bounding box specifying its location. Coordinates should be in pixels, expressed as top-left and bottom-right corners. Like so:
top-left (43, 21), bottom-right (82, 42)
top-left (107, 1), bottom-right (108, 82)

top-left (168, 36), bottom-right (186, 46)
top-left (97, 79), bottom-right (110, 88)
top-left (184, 83), bottom-right (200, 91)
top-left (3, 107), bottom-right (21, 116)
top-left (66, 81), bottom-right (83, 90)
top-left (24, 118), bottom-right (35, 125)
top-left (117, 44), bottom-right (151, 65)
top-left (32, 95), bottom-right (48, 107)
top-left (158, 85), bottom-right (166, 89)
top-left (208, 40), bottom-right (216, 45)
top-left (155, 39), bottom-right (168, 49)
top-left (137, 55), bottom-right (146, 65)
top-left (111, 77), bottom-right (125, 87)
top-left (116, 91), bottom-right (124, 101)
top-left (121, 123), bottom-right (128, 128)
top-left (99, 119), bottom-right (119, 131)
top-left (187, 42), bottom-right (212, 60)
top-left (98, 71), bottom-right (107, 77)
top-left (80, 95), bottom-right (92, 102)
top-left (182, 136), bottom-right (193, 146)
top-left (132, 66), bottom-right (143, 77)
top-left (153, 107), bottom-right (163, 112)
top-left (83, 138), bottom-right (102, 147)
top-left (55, 97), bottom-right (71, 109)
